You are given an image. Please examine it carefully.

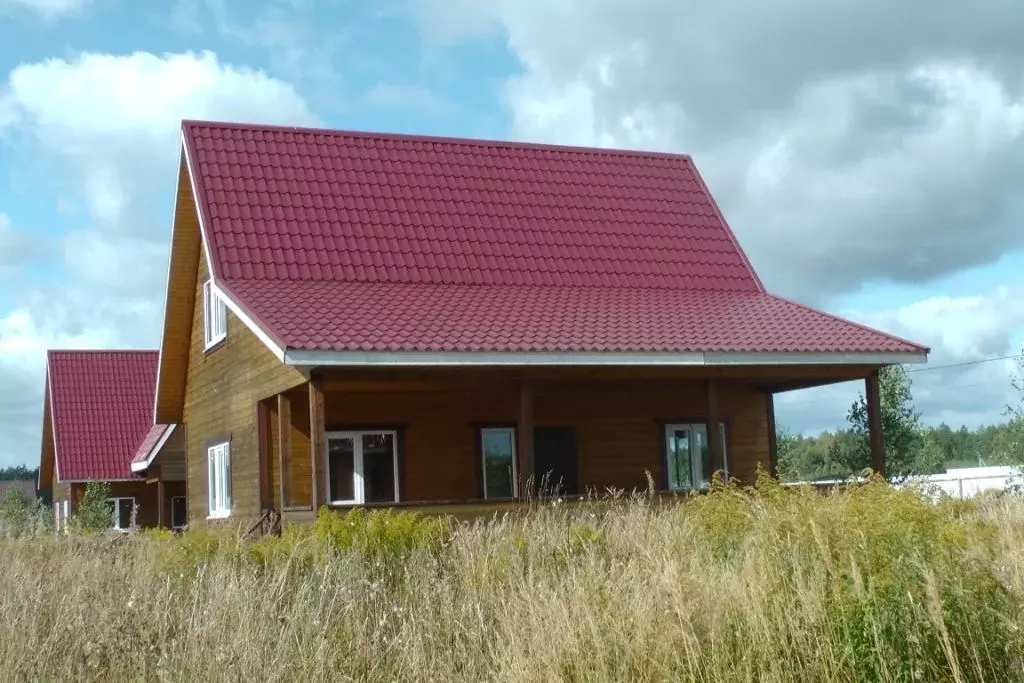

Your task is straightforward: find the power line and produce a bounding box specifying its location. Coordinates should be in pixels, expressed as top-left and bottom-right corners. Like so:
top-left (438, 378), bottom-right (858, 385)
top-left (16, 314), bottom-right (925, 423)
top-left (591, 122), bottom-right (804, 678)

top-left (907, 353), bottom-right (1023, 374)
top-left (781, 378), bottom-right (1014, 408)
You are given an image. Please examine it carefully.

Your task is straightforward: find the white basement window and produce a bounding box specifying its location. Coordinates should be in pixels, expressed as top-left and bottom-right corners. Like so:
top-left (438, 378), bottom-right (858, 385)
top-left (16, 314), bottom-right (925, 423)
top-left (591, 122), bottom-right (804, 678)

top-left (207, 441), bottom-right (232, 518)
top-left (664, 423), bottom-right (729, 490)
top-left (106, 496), bottom-right (136, 532)
top-left (203, 279), bottom-right (227, 349)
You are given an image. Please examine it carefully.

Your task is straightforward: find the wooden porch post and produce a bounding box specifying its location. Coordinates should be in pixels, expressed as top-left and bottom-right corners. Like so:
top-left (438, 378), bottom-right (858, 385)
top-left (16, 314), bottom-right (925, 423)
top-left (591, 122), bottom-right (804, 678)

top-left (256, 400), bottom-right (271, 511)
top-left (865, 370), bottom-right (886, 479)
top-left (518, 380), bottom-right (534, 498)
top-left (277, 392), bottom-right (292, 507)
top-left (706, 379), bottom-right (725, 480)
top-left (309, 377), bottom-right (326, 510)
top-left (156, 479), bottom-right (165, 528)
top-left (765, 391), bottom-right (779, 479)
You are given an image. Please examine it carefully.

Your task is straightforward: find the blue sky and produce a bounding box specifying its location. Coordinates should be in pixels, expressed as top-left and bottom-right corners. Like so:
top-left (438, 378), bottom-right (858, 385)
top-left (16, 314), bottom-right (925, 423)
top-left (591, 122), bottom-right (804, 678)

top-left (1, 0), bottom-right (1023, 467)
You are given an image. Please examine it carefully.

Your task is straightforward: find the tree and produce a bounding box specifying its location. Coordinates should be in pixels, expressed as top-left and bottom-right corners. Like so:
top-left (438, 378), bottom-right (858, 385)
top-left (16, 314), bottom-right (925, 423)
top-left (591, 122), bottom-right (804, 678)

top-left (73, 481), bottom-right (113, 533)
top-left (844, 365), bottom-right (930, 478)
top-left (1003, 350), bottom-right (1024, 463)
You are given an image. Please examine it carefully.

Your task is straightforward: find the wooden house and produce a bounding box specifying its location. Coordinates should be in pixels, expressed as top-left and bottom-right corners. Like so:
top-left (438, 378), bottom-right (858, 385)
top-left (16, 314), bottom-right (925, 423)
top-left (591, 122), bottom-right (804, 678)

top-left (38, 350), bottom-right (186, 531)
top-left (151, 120), bottom-right (929, 527)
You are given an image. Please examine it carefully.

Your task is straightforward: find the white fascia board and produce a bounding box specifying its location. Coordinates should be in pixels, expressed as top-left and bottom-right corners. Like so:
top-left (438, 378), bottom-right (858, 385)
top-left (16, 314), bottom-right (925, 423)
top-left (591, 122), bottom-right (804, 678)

top-left (283, 349), bottom-right (928, 367)
top-left (209, 282), bottom-right (286, 362)
top-left (130, 424), bottom-right (177, 473)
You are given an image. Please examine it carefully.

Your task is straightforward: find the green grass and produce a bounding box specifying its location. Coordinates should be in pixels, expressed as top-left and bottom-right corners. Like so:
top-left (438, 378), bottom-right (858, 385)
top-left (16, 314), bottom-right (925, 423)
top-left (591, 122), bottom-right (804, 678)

top-left (1, 473), bottom-right (1023, 682)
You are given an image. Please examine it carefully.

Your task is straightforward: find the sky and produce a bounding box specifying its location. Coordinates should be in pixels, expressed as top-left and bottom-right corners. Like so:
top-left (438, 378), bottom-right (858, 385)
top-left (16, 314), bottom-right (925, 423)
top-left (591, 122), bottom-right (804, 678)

top-left (1, 0), bottom-right (1023, 469)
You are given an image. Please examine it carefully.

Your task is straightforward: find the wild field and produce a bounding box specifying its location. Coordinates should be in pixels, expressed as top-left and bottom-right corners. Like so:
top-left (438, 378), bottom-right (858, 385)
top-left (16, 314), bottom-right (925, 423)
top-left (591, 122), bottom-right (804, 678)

top-left (1, 475), bottom-right (1023, 682)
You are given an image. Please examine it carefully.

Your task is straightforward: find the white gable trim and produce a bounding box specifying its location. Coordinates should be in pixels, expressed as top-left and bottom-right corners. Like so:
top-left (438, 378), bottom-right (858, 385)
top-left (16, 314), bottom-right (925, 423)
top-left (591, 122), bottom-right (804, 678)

top-left (130, 424), bottom-right (177, 474)
top-left (281, 349), bottom-right (928, 367)
top-left (209, 282), bottom-right (286, 362)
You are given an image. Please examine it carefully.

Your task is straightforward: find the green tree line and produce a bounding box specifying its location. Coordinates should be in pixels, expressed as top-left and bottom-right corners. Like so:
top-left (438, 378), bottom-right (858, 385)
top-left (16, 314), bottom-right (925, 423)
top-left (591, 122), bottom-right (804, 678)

top-left (778, 355), bottom-right (1024, 481)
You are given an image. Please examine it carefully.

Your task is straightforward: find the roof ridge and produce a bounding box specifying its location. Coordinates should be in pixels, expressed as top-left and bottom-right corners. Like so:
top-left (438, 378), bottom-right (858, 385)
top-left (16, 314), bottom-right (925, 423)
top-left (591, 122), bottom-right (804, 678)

top-left (47, 348), bottom-right (159, 355)
top-left (181, 119), bottom-right (696, 164)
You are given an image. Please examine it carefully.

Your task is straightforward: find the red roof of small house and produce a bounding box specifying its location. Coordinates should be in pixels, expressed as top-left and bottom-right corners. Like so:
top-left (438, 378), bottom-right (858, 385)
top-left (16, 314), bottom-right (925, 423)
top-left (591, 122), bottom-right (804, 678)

top-left (181, 120), bottom-right (928, 357)
top-left (46, 350), bottom-right (157, 481)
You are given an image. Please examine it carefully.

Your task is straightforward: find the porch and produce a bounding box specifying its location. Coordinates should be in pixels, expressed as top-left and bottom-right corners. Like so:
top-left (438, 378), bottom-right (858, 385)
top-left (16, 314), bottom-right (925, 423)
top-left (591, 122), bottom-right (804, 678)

top-left (256, 365), bottom-right (888, 523)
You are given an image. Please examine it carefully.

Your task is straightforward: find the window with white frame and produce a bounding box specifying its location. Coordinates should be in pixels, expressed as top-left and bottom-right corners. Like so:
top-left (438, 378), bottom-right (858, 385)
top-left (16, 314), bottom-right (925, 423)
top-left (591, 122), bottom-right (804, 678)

top-left (480, 427), bottom-right (518, 499)
top-left (207, 441), bottom-right (232, 517)
top-left (326, 431), bottom-right (399, 505)
top-left (106, 497), bottom-right (136, 531)
top-left (203, 279), bottom-right (227, 348)
top-left (664, 423), bottom-right (728, 490)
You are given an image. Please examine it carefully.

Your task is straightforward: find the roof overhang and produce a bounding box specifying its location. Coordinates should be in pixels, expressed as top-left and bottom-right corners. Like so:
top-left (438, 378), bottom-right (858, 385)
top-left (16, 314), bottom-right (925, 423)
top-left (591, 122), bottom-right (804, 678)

top-left (281, 349), bottom-right (928, 367)
top-left (130, 424), bottom-right (177, 474)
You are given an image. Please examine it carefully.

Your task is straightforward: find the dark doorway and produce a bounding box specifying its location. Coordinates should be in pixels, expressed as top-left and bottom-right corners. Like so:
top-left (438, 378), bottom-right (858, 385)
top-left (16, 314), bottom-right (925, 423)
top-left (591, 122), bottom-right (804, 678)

top-left (532, 426), bottom-right (580, 497)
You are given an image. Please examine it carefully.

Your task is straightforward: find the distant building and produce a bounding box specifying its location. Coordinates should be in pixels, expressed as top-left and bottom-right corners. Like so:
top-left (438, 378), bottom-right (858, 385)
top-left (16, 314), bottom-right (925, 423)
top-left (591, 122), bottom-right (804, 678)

top-left (0, 480), bottom-right (37, 501)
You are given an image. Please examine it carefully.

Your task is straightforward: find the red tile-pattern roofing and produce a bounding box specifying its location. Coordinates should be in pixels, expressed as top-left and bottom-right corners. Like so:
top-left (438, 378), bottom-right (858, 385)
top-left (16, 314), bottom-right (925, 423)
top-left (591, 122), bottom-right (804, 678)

top-left (131, 424), bottom-right (173, 468)
top-left (183, 120), bottom-right (927, 356)
top-left (47, 350), bottom-right (157, 481)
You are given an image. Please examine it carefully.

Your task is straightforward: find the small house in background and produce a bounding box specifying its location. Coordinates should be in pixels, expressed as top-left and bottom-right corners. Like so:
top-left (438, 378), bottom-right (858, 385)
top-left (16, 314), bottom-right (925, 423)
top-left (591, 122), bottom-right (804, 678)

top-left (150, 120), bottom-right (930, 528)
top-left (0, 479), bottom-right (36, 502)
top-left (38, 350), bottom-right (186, 532)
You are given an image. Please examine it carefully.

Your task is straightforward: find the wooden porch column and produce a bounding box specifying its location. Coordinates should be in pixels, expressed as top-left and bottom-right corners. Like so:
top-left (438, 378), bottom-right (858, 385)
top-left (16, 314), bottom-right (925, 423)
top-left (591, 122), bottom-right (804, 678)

top-left (256, 400), bottom-right (271, 511)
top-left (518, 380), bottom-right (534, 498)
top-left (765, 391), bottom-right (779, 479)
top-left (865, 370), bottom-right (886, 479)
top-left (706, 379), bottom-right (725, 479)
top-left (156, 479), bottom-right (165, 528)
top-left (309, 377), bottom-right (326, 510)
top-left (277, 392), bottom-right (292, 507)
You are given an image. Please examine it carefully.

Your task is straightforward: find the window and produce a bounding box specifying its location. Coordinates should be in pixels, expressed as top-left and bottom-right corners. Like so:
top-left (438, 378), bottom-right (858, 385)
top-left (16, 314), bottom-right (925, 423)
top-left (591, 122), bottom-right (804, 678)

top-left (664, 423), bottom-right (728, 490)
top-left (480, 427), bottom-right (517, 499)
top-left (170, 496), bottom-right (187, 530)
top-left (106, 497), bottom-right (136, 531)
top-left (203, 279), bottom-right (227, 349)
top-left (207, 441), bottom-right (232, 517)
top-left (54, 499), bottom-right (69, 534)
top-left (326, 431), bottom-right (399, 505)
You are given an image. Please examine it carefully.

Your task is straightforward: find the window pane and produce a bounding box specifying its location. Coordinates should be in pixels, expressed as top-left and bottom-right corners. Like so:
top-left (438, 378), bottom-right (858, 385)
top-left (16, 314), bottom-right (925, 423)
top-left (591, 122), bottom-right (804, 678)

top-left (694, 425), bottom-right (710, 488)
top-left (221, 446), bottom-right (231, 509)
top-left (667, 427), bottom-right (692, 490)
top-left (362, 433), bottom-right (396, 503)
top-left (328, 437), bottom-right (355, 501)
top-left (208, 448), bottom-right (217, 512)
top-left (104, 499), bottom-right (116, 527)
top-left (482, 429), bottom-right (515, 498)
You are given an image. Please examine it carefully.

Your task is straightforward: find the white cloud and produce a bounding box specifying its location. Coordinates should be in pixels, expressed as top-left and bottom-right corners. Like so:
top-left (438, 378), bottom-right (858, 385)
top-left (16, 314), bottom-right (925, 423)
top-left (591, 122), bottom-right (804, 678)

top-left (0, 50), bottom-right (317, 467)
top-left (0, 0), bottom-right (89, 19)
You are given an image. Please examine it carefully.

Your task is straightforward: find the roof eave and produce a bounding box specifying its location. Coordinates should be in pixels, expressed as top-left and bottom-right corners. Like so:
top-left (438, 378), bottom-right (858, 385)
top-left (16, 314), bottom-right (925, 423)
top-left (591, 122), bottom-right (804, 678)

top-left (281, 349), bottom-right (928, 367)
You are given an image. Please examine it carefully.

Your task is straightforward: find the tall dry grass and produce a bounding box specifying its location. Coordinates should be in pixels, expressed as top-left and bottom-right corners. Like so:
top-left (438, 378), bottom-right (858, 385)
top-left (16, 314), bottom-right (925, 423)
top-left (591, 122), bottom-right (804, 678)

top-left (2, 474), bottom-right (1023, 682)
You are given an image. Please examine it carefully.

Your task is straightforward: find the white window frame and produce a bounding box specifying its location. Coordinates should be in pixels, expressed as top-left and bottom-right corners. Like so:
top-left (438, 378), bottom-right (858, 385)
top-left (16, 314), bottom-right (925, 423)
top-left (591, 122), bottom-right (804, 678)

top-left (107, 496), bottom-right (136, 532)
top-left (664, 422), bottom-right (729, 491)
top-left (170, 495), bottom-right (187, 530)
top-left (203, 279), bottom-right (227, 349)
top-left (325, 430), bottom-right (399, 505)
top-left (480, 426), bottom-right (519, 500)
top-left (207, 441), bottom-right (232, 518)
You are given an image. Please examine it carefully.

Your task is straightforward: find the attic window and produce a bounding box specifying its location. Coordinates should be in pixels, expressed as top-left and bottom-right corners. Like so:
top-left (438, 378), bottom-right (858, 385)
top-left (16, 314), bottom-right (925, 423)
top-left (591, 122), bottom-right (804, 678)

top-left (203, 279), bottom-right (227, 349)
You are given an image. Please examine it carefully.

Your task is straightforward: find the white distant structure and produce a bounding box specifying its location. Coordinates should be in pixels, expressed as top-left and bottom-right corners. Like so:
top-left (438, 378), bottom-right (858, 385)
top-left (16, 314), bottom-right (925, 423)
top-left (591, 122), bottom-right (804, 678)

top-left (900, 465), bottom-right (1022, 499)
top-left (787, 465), bottom-right (1023, 499)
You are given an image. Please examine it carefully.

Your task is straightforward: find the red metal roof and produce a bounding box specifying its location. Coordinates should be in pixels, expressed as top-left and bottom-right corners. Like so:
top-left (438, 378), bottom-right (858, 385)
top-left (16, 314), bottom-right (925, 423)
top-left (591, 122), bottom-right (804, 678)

top-left (183, 120), bottom-right (927, 356)
top-left (47, 350), bottom-right (157, 481)
top-left (131, 423), bottom-right (173, 469)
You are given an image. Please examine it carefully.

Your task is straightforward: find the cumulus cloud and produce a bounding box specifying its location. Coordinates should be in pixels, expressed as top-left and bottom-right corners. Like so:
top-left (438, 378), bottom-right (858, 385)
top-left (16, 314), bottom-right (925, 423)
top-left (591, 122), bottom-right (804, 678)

top-left (412, 0), bottom-right (1024, 301)
top-left (0, 50), bottom-right (316, 467)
